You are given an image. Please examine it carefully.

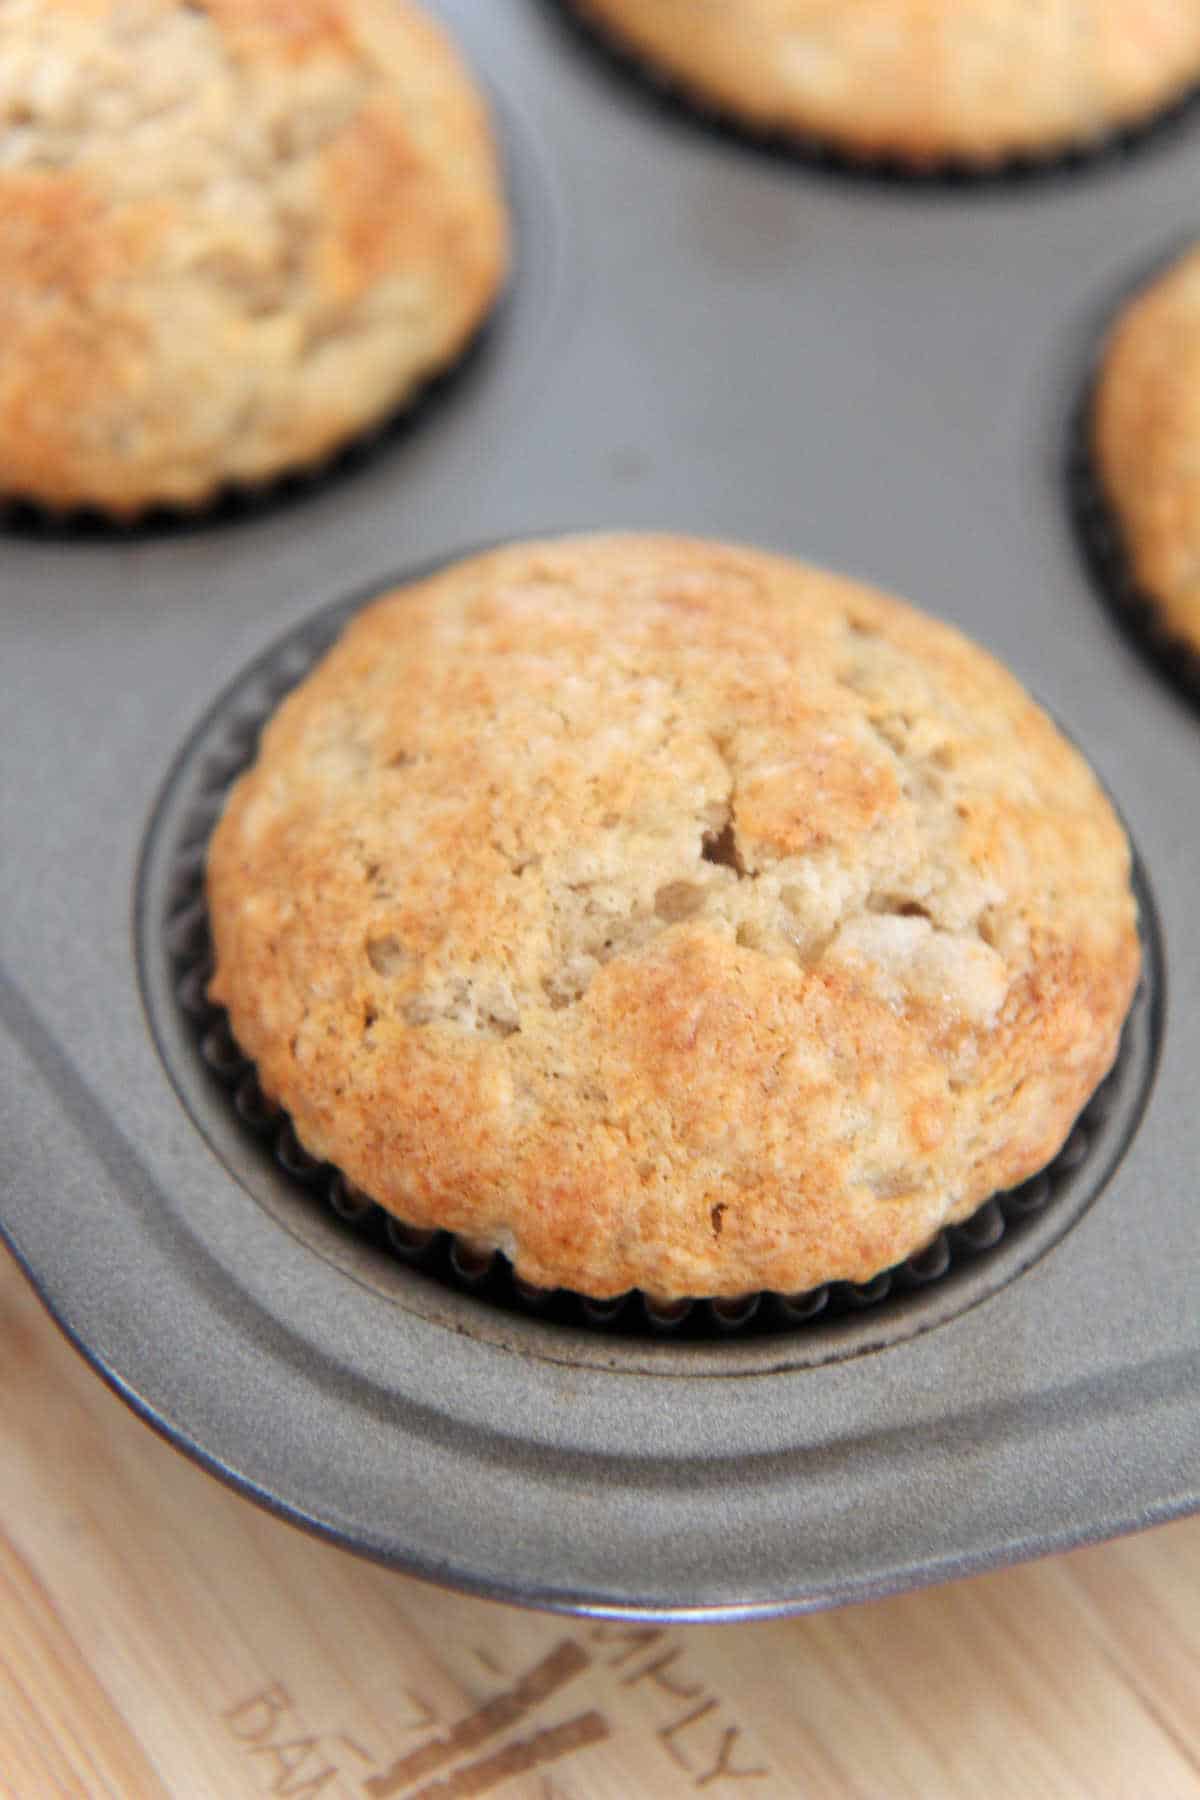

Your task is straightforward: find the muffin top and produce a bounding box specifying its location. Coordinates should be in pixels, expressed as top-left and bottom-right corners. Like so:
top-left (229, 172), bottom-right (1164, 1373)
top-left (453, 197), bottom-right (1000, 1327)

top-left (1092, 245), bottom-right (1200, 660)
top-left (207, 535), bottom-right (1140, 1301)
top-left (0, 0), bottom-right (507, 516)
top-left (573, 0), bottom-right (1200, 166)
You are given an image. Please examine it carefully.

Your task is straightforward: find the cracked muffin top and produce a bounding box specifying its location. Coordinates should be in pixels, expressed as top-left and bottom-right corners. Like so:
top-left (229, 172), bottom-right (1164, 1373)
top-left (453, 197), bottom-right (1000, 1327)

top-left (1092, 244), bottom-right (1200, 663)
top-left (572, 0), bottom-right (1200, 167)
top-left (207, 535), bottom-right (1140, 1300)
top-left (0, 0), bottom-right (507, 516)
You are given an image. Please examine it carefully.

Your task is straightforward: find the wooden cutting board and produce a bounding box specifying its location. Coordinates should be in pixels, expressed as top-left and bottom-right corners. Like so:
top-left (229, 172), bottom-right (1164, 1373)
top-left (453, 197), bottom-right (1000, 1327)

top-left (1, 1247), bottom-right (1197, 1800)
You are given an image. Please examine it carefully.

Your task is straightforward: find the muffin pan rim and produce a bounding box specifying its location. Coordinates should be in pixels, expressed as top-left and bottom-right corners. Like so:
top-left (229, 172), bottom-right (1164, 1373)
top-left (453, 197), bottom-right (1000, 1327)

top-left (0, 1071), bottom-right (1193, 1623)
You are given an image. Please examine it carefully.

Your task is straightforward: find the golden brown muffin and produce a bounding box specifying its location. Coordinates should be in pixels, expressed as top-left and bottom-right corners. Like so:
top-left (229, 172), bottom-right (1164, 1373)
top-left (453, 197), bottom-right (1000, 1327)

top-left (1092, 245), bottom-right (1200, 661)
top-left (207, 535), bottom-right (1140, 1301)
top-left (571, 0), bottom-right (1200, 167)
top-left (0, 0), bottom-right (507, 517)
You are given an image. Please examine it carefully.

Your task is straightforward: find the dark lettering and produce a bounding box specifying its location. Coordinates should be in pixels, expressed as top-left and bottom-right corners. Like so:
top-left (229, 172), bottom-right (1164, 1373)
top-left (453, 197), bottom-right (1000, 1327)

top-left (412, 1712), bottom-right (610, 1799)
top-left (695, 1725), bottom-right (770, 1787)
top-left (621, 1646), bottom-right (704, 1702)
top-left (658, 1699), bottom-right (720, 1775)
top-left (224, 1684), bottom-right (293, 1745)
top-left (365, 1640), bottom-right (590, 1798)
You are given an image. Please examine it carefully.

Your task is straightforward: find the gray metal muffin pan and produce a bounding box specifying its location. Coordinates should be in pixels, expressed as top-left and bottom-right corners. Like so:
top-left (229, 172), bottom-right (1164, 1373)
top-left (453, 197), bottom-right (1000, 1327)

top-left (3, 0), bottom-right (1198, 1620)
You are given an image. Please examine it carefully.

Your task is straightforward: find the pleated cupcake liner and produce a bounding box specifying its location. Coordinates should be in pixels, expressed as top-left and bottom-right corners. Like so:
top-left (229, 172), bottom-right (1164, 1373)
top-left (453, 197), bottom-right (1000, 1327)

top-left (1068, 383), bottom-right (1200, 714)
top-left (545, 0), bottom-right (1200, 190)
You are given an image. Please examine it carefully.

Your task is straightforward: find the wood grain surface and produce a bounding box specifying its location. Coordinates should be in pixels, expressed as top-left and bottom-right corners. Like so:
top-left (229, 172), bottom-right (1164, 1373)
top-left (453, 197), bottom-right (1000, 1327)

top-left (1, 1246), bottom-right (1197, 1800)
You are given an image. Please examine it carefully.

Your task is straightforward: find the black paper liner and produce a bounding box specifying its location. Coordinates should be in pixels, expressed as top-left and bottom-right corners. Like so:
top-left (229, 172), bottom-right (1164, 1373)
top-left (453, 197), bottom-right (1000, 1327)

top-left (1069, 381), bottom-right (1200, 714)
top-left (159, 595), bottom-right (1146, 1342)
top-left (544, 0), bottom-right (1200, 190)
top-left (0, 313), bottom-right (501, 543)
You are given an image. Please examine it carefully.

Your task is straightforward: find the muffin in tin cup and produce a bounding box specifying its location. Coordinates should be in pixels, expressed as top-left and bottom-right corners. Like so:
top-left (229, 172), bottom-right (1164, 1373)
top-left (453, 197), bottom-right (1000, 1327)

top-left (205, 534), bottom-right (1141, 1304)
top-left (0, 0), bottom-right (509, 519)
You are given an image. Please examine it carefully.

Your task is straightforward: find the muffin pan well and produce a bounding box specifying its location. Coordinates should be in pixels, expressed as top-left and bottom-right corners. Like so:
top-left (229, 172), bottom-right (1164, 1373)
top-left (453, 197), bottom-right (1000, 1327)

top-left (144, 563), bottom-right (1161, 1363)
top-left (3, 0), bottom-right (1198, 1618)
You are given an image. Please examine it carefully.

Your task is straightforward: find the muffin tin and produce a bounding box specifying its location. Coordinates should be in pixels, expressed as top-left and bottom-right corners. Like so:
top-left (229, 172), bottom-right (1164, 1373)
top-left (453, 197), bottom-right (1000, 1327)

top-left (3, 0), bottom-right (1198, 1620)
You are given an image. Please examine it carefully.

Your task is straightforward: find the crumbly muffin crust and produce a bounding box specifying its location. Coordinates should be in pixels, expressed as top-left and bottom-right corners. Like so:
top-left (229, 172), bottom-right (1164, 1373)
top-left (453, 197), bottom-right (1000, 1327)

top-left (207, 535), bottom-right (1140, 1300)
top-left (1092, 245), bottom-right (1200, 660)
top-left (572, 0), bottom-right (1200, 166)
top-left (0, 0), bottom-right (507, 515)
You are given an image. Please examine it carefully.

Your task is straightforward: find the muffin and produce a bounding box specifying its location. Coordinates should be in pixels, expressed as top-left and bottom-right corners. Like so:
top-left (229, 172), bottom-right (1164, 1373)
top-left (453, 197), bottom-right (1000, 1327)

top-left (206, 534), bottom-right (1140, 1302)
top-left (0, 0), bottom-right (508, 517)
top-left (1091, 245), bottom-right (1200, 666)
top-left (569, 0), bottom-right (1200, 168)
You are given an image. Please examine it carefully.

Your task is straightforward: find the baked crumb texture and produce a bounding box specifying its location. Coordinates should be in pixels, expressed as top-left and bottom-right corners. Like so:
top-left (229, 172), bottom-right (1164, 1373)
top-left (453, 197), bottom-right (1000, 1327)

top-left (571, 0), bottom-right (1200, 167)
top-left (1092, 245), bottom-right (1200, 661)
top-left (207, 535), bottom-right (1141, 1300)
top-left (0, 0), bottom-right (508, 516)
